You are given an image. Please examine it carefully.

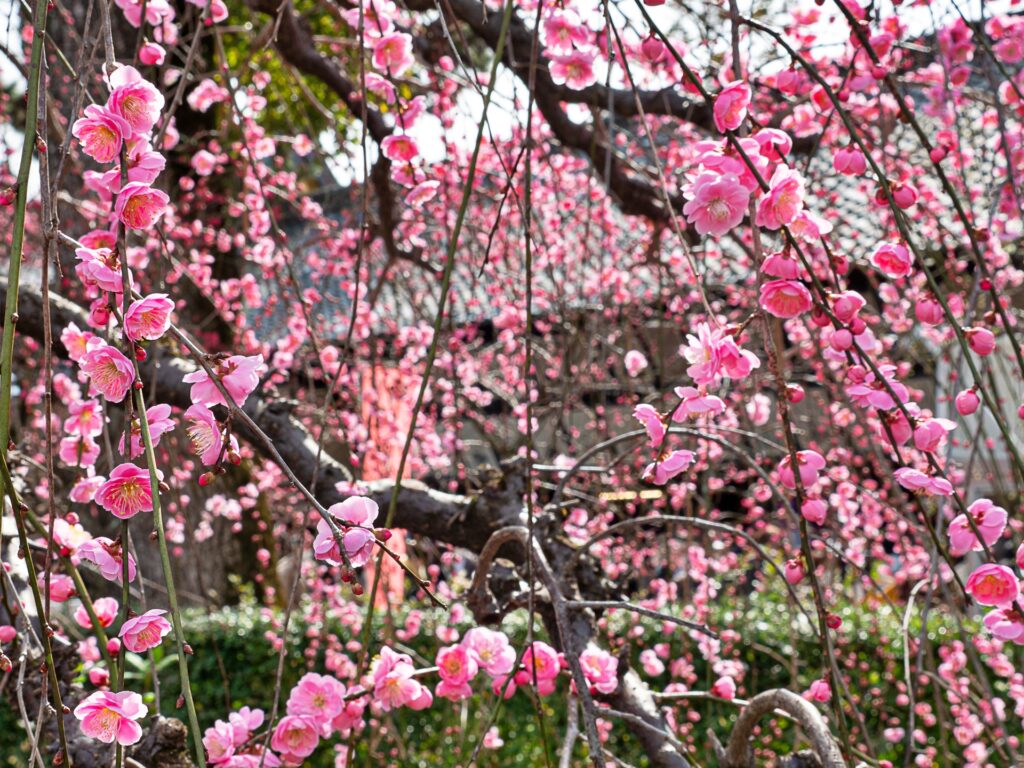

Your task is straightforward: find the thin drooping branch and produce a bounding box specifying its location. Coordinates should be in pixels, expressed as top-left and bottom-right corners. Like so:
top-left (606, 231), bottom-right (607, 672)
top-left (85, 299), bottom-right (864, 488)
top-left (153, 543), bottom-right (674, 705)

top-left (713, 689), bottom-right (847, 768)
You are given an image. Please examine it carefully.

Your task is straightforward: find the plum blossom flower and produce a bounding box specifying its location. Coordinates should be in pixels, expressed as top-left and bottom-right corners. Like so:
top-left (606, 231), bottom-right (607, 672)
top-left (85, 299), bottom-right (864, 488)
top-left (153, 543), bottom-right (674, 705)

top-left (713, 81), bottom-right (751, 132)
top-left (672, 386), bottom-right (726, 419)
top-left (75, 247), bottom-right (129, 294)
top-left (680, 323), bottom-right (759, 385)
top-left (549, 49), bottom-right (597, 90)
top-left (542, 11), bottom-right (589, 53)
top-left (871, 242), bottom-right (913, 278)
top-left (643, 449), bottom-right (695, 485)
top-left (406, 180), bottom-right (440, 208)
top-left (119, 609), bottom-right (172, 652)
top-left (965, 327), bottom-right (996, 356)
top-left (372, 33), bottom-right (414, 76)
top-left (833, 146), bottom-right (867, 175)
top-left (711, 676), bottom-right (736, 700)
top-left (955, 389), bottom-right (980, 416)
top-left (74, 596), bottom-right (119, 629)
top-left (462, 628), bottom-right (515, 678)
top-left (633, 404), bottom-right (665, 447)
top-left (270, 716), bottom-right (320, 763)
top-left (520, 641), bottom-right (561, 696)
top-left (80, 343), bottom-right (135, 403)
top-left (77, 537), bottom-right (137, 583)
top-left (777, 450), bottom-right (826, 489)
top-left (948, 499), bottom-right (1008, 556)
top-left (64, 398), bottom-right (104, 437)
top-left (72, 105), bottom-right (132, 163)
top-left (755, 165), bottom-right (805, 229)
top-left (138, 42), bottom-right (166, 65)
top-left (372, 646), bottom-right (433, 711)
top-left (846, 365), bottom-right (909, 410)
top-left (62, 322), bottom-right (98, 362)
top-left (579, 648), bottom-right (617, 694)
top-left (624, 350), bottom-right (648, 377)
top-left (187, 78), bottom-right (230, 112)
top-left (435, 644), bottom-right (479, 701)
top-left (115, 182), bottom-right (169, 230)
top-left (287, 673), bottom-right (345, 728)
top-left (984, 605), bottom-right (1024, 643)
top-left (46, 574), bottom-right (76, 602)
top-left (965, 564), bottom-right (1019, 606)
top-left (805, 679), bottom-right (832, 702)
top-left (682, 172), bottom-right (749, 236)
top-left (801, 498), bottom-right (827, 525)
top-left (96, 463), bottom-right (158, 519)
top-left (913, 417), bottom-right (956, 453)
top-left (381, 134), bottom-right (419, 163)
top-left (183, 354), bottom-right (266, 407)
top-left (313, 497), bottom-right (379, 568)
top-left (759, 279), bottom-right (812, 318)
top-left (184, 404), bottom-right (226, 465)
top-left (107, 65), bottom-right (165, 135)
top-left (893, 467), bottom-right (953, 497)
top-left (60, 435), bottom-right (100, 467)
top-left (120, 403), bottom-right (175, 458)
top-left (124, 293), bottom-right (174, 341)
top-left (74, 690), bottom-right (148, 746)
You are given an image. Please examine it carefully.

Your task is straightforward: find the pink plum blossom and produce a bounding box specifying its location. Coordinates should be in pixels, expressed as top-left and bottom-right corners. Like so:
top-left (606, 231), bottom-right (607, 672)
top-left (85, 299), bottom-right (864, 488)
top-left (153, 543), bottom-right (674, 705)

top-left (183, 354), bottom-right (267, 408)
top-left (682, 172), bottom-right (749, 237)
top-left (77, 537), bottom-right (137, 583)
top-left (313, 496), bottom-right (380, 568)
top-left (948, 499), bottom-right (1008, 556)
top-left (72, 105), bottom-right (132, 163)
top-left (115, 182), bottom-right (169, 230)
top-left (643, 449), bottom-right (695, 485)
top-left (119, 609), bottom-right (172, 652)
top-left (777, 450), bottom-right (826, 489)
top-left (95, 463), bottom-right (158, 519)
top-left (108, 65), bottom-right (165, 135)
top-left (435, 644), bottom-right (479, 701)
top-left (713, 81), bottom-right (751, 133)
top-left (759, 280), bottom-right (812, 318)
top-left (579, 648), bottom-right (617, 694)
top-left (755, 166), bottom-right (806, 229)
top-left (74, 690), bottom-right (148, 746)
top-left (871, 242), bottom-right (913, 278)
top-left (124, 293), bottom-right (174, 341)
top-left (80, 343), bottom-right (135, 403)
top-left (633, 403), bottom-right (665, 446)
top-left (549, 49), bottom-right (597, 90)
top-left (184, 404), bottom-right (226, 465)
top-left (966, 564), bottom-right (1019, 606)
top-left (270, 716), bottom-right (320, 763)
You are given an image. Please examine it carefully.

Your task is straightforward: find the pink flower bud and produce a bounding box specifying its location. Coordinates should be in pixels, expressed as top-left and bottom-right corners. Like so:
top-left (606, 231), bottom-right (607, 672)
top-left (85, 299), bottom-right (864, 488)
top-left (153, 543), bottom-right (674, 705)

top-left (833, 146), bottom-right (867, 176)
top-left (88, 667), bottom-right (110, 686)
top-left (785, 558), bottom-right (806, 585)
top-left (641, 37), bottom-right (666, 63)
top-left (915, 298), bottom-right (943, 325)
top-left (965, 327), bottom-right (996, 356)
top-left (891, 183), bottom-right (918, 209)
top-left (830, 328), bottom-right (853, 351)
top-left (107, 638), bottom-right (121, 656)
top-left (0, 625), bottom-right (15, 643)
top-left (955, 389), bottom-right (980, 416)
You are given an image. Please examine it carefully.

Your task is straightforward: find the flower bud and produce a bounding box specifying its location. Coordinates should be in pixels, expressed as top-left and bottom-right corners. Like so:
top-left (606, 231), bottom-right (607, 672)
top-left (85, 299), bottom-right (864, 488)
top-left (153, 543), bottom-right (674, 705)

top-left (955, 388), bottom-right (980, 416)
